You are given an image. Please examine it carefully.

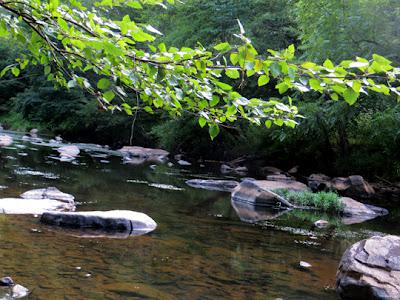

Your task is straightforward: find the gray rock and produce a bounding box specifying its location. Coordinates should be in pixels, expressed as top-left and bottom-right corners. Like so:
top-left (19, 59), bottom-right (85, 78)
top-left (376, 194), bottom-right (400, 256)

top-left (186, 179), bottom-right (239, 192)
top-left (57, 145), bottom-right (80, 159)
top-left (0, 135), bottom-right (13, 147)
top-left (308, 173), bottom-right (332, 192)
top-left (299, 261), bottom-right (312, 269)
top-left (266, 174), bottom-right (295, 181)
top-left (340, 197), bottom-right (388, 225)
top-left (231, 179), bottom-right (301, 208)
top-left (332, 175), bottom-right (375, 199)
top-left (0, 277), bottom-right (13, 286)
top-left (20, 187), bottom-right (75, 204)
top-left (177, 160), bottom-right (192, 166)
top-left (0, 198), bottom-right (75, 214)
top-left (336, 235), bottom-right (400, 300)
top-left (119, 146), bottom-right (169, 160)
top-left (314, 219), bottom-right (330, 229)
top-left (11, 284), bottom-right (30, 298)
top-left (40, 210), bottom-right (157, 235)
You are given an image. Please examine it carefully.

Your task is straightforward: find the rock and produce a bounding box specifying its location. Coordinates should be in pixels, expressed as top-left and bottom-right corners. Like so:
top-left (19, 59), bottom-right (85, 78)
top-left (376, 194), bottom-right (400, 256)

top-left (261, 166), bottom-right (284, 175)
top-left (0, 277), bottom-right (13, 286)
top-left (40, 210), bottom-right (157, 235)
top-left (288, 165), bottom-right (299, 174)
top-left (308, 173), bottom-right (332, 192)
top-left (29, 128), bottom-right (38, 135)
top-left (266, 174), bottom-right (295, 181)
top-left (231, 179), bottom-right (299, 208)
top-left (0, 198), bottom-right (75, 214)
top-left (221, 164), bottom-right (248, 175)
top-left (177, 160), bottom-right (191, 166)
top-left (20, 187), bottom-right (75, 204)
top-left (0, 135), bottom-right (13, 147)
top-left (299, 261), bottom-right (312, 269)
top-left (186, 179), bottom-right (239, 192)
top-left (332, 175), bottom-right (375, 199)
top-left (314, 219), bottom-right (330, 229)
top-left (119, 146), bottom-right (169, 160)
top-left (336, 235), bottom-right (400, 300)
top-left (231, 199), bottom-right (288, 223)
top-left (11, 284), bottom-right (30, 298)
top-left (340, 197), bottom-right (388, 225)
top-left (57, 145), bottom-right (80, 159)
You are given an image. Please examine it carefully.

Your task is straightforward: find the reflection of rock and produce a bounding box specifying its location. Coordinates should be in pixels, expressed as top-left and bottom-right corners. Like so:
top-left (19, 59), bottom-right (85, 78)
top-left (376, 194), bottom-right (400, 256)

top-left (232, 179), bottom-right (297, 208)
top-left (119, 146), bottom-right (169, 160)
top-left (47, 227), bottom-right (142, 239)
top-left (0, 135), bottom-right (13, 147)
top-left (340, 197), bottom-right (388, 225)
top-left (186, 179), bottom-right (239, 192)
top-left (231, 199), bottom-right (288, 223)
top-left (336, 235), bottom-right (400, 300)
top-left (20, 187), bottom-right (75, 204)
top-left (0, 198), bottom-right (75, 214)
top-left (57, 145), bottom-right (80, 160)
top-left (40, 210), bottom-right (157, 235)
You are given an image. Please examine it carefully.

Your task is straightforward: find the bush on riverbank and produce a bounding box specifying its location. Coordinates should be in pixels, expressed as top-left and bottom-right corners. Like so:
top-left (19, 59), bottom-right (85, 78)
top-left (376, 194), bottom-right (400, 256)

top-left (274, 189), bottom-right (343, 213)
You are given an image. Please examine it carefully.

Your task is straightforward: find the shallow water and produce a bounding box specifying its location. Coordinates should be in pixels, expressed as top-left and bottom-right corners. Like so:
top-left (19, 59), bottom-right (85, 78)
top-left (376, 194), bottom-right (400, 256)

top-left (0, 131), bottom-right (398, 299)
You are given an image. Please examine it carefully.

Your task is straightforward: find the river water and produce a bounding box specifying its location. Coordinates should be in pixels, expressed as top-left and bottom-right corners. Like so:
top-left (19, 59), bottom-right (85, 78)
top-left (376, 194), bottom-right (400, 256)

top-left (0, 131), bottom-right (398, 299)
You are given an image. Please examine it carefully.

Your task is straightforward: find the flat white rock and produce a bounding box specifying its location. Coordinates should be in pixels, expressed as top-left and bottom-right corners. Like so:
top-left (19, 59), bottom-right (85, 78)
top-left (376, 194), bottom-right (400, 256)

top-left (0, 198), bottom-right (75, 214)
top-left (20, 187), bottom-right (75, 204)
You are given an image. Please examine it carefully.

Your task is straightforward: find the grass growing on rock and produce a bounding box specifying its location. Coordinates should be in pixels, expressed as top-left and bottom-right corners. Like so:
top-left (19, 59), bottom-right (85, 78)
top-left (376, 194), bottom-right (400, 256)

top-left (273, 189), bottom-right (344, 213)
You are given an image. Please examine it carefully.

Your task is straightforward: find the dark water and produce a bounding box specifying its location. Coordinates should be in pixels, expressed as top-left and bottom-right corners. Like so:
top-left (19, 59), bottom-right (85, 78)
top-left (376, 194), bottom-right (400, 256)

top-left (0, 132), bottom-right (398, 300)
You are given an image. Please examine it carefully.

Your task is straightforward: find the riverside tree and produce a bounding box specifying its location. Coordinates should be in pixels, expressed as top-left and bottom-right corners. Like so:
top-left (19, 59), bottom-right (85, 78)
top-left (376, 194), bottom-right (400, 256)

top-left (0, 0), bottom-right (398, 139)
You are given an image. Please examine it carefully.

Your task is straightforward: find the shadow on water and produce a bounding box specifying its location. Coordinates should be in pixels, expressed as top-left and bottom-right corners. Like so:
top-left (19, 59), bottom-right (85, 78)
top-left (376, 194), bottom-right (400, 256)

top-left (0, 131), bottom-right (397, 299)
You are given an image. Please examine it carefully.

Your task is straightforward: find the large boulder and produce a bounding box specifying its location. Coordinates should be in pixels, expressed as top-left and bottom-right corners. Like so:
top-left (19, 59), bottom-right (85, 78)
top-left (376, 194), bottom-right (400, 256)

top-left (40, 210), bottom-right (157, 235)
top-left (308, 173), bottom-right (333, 192)
top-left (231, 179), bottom-right (306, 208)
top-left (0, 198), bottom-right (75, 214)
top-left (340, 197), bottom-right (388, 225)
top-left (119, 146), bottom-right (169, 160)
top-left (336, 235), bottom-right (400, 300)
top-left (332, 175), bottom-right (375, 199)
top-left (186, 179), bottom-right (239, 192)
top-left (20, 187), bottom-right (75, 204)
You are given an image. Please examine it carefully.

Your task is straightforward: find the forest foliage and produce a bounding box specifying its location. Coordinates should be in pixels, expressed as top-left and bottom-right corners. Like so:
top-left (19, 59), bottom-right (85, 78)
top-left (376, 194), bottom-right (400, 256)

top-left (0, 0), bottom-right (399, 178)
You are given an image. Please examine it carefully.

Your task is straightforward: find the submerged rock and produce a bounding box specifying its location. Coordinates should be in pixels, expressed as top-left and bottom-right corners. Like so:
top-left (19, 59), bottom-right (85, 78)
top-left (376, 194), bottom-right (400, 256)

top-left (0, 198), bottom-right (74, 214)
top-left (0, 135), bottom-right (13, 147)
top-left (340, 197), bottom-right (388, 225)
top-left (40, 210), bottom-right (157, 235)
top-left (231, 179), bottom-right (299, 208)
top-left (336, 235), bottom-right (400, 300)
top-left (20, 187), bottom-right (75, 204)
top-left (186, 179), bottom-right (239, 192)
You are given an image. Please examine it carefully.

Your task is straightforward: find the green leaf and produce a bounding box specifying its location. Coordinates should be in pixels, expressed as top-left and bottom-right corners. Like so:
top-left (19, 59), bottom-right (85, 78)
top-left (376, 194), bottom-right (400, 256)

top-left (343, 88), bottom-right (359, 105)
top-left (11, 67), bottom-right (20, 77)
top-left (214, 42), bottom-right (231, 53)
top-left (225, 69), bottom-right (240, 79)
top-left (209, 124), bottom-right (220, 140)
top-left (257, 75), bottom-right (270, 86)
top-left (103, 90), bottom-right (115, 101)
top-left (198, 117), bottom-right (207, 128)
top-left (230, 53), bottom-right (239, 65)
top-left (97, 78), bottom-right (111, 90)
top-left (265, 120), bottom-right (272, 128)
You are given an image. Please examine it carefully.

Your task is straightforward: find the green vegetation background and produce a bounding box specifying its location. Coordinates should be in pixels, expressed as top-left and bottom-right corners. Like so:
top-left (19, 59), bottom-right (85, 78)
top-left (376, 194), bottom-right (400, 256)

top-left (1, 0), bottom-right (399, 179)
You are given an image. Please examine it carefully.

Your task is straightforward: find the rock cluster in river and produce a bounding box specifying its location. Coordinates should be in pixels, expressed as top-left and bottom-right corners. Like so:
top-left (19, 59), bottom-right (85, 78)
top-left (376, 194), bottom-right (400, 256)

top-left (119, 146), bottom-right (169, 164)
top-left (336, 235), bottom-right (400, 300)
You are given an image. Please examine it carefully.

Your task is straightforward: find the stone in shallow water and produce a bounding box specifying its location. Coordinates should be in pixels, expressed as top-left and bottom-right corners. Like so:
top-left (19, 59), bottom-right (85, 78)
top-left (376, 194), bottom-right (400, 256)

top-left (336, 235), bottom-right (400, 300)
top-left (0, 198), bottom-right (75, 215)
top-left (40, 210), bottom-right (157, 236)
top-left (20, 187), bottom-right (75, 204)
top-left (57, 145), bottom-right (80, 159)
top-left (0, 277), bottom-right (13, 287)
top-left (340, 197), bottom-right (388, 225)
top-left (186, 179), bottom-right (239, 192)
